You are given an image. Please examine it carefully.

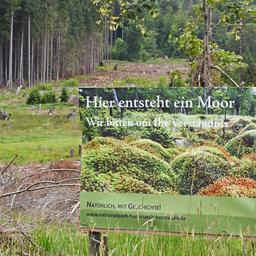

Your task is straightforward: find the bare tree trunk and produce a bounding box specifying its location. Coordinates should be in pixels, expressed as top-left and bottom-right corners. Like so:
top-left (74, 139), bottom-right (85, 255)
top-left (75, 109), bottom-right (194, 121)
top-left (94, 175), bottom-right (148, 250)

top-left (56, 31), bottom-right (60, 80)
top-left (49, 33), bottom-right (53, 81)
top-left (5, 43), bottom-right (8, 82)
top-left (0, 43), bottom-right (3, 85)
top-left (14, 35), bottom-right (17, 82)
top-left (31, 39), bottom-right (34, 85)
top-left (46, 32), bottom-right (50, 82)
top-left (43, 33), bottom-right (47, 83)
top-left (200, 0), bottom-right (212, 87)
top-left (28, 14), bottom-right (31, 87)
top-left (19, 27), bottom-right (24, 86)
top-left (7, 11), bottom-right (14, 89)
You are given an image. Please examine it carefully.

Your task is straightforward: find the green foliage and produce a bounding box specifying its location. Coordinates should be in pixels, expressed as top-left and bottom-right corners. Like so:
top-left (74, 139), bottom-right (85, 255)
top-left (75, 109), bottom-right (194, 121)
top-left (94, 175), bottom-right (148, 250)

top-left (199, 176), bottom-right (256, 199)
top-left (226, 130), bottom-right (256, 158)
top-left (240, 123), bottom-right (256, 133)
top-left (177, 23), bottom-right (202, 59)
top-left (60, 87), bottom-right (69, 103)
top-left (80, 107), bottom-right (107, 142)
top-left (170, 146), bottom-right (231, 195)
top-left (62, 79), bottom-right (79, 88)
top-left (126, 24), bottom-right (143, 61)
top-left (2, 221), bottom-right (255, 255)
top-left (26, 90), bottom-right (41, 105)
top-left (44, 92), bottom-right (57, 104)
top-left (80, 107), bottom-right (128, 142)
top-left (81, 137), bottom-right (177, 193)
top-left (111, 38), bottom-right (128, 60)
top-left (169, 70), bottom-right (186, 87)
top-left (35, 83), bottom-right (54, 91)
top-left (27, 90), bottom-right (57, 105)
top-left (142, 126), bottom-right (173, 148)
top-left (81, 169), bottom-right (108, 192)
top-left (113, 175), bottom-right (156, 194)
top-left (218, 185), bottom-right (256, 198)
top-left (129, 139), bottom-right (173, 162)
top-left (0, 94), bottom-right (80, 164)
top-left (238, 154), bottom-right (256, 180)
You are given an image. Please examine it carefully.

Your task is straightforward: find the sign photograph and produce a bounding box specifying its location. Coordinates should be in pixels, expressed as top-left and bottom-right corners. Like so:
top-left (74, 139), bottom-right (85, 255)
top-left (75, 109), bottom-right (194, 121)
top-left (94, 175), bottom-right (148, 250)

top-left (79, 87), bottom-right (256, 236)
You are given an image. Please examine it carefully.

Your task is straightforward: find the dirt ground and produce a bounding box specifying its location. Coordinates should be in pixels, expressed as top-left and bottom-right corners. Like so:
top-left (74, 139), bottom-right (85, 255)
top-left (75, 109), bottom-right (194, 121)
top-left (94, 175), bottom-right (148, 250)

top-left (81, 62), bottom-right (189, 86)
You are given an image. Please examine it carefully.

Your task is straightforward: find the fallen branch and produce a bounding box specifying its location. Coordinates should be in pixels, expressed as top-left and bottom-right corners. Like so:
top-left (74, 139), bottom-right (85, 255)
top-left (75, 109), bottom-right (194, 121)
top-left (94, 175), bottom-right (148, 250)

top-left (210, 65), bottom-right (240, 87)
top-left (20, 169), bottom-right (80, 182)
top-left (1, 155), bottom-right (18, 175)
top-left (70, 201), bottom-right (80, 215)
top-left (0, 180), bottom-right (80, 199)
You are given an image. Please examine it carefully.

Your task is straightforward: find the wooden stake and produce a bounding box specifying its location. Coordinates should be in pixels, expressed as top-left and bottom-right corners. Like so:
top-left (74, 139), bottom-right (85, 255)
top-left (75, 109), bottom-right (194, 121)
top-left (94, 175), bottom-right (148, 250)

top-left (102, 235), bottom-right (108, 256)
top-left (89, 232), bottom-right (108, 256)
top-left (89, 232), bottom-right (101, 256)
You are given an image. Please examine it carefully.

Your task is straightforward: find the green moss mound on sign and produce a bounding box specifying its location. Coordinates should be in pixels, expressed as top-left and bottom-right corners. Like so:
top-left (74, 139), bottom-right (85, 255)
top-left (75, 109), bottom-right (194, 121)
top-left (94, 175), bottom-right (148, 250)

top-left (199, 177), bottom-right (256, 198)
top-left (113, 175), bottom-right (156, 194)
top-left (240, 123), bottom-right (256, 134)
top-left (129, 139), bottom-right (173, 162)
top-left (81, 171), bottom-right (156, 194)
top-left (230, 119), bottom-right (251, 133)
top-left (193, 145), bottom-right (234, 162)
top-left (238, 154), bottom-right (256, 180)
top-left (81, 137), bottom-right (178, 193)
top-left (225, 130), bottom-right (256, 158)
top-left (170, 146), bottom-right (231, 195)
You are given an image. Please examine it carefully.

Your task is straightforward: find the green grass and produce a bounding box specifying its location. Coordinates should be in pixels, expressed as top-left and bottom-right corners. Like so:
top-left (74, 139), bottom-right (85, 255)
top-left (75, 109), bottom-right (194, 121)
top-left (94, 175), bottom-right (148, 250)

top-left (0, 92), bottom-right (81, 164)
top-left (114, 76), bottom-right (160, 87)
top-left (0, 222), bottom-right (255, 256)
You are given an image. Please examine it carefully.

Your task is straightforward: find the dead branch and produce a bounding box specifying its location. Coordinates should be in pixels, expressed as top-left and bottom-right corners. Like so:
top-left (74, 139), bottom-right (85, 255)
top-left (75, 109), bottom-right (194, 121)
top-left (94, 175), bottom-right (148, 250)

top-left (10, 184), bottom-right (23, 209)
top-left (0, 179), bottom-right (80, 199)
top-left (210, 65), bottom-right (240, 87)
top-left (1, 155), bottom-right (18, 175)
top-left (20, 169), bottom-right (80, 182)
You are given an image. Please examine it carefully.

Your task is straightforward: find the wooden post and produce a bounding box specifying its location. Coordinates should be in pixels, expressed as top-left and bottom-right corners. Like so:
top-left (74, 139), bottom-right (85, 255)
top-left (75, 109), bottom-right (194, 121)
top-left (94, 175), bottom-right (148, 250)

top-left (89, 232), bottom-right (108, 256)
top-left (102, 235), bottom-right (108, 256)
top-left (89, 232), bottom-right (101, 256)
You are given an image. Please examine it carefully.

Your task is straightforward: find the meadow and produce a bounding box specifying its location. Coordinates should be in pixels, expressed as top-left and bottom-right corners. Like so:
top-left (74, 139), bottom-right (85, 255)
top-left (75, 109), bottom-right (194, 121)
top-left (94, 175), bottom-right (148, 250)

top-left (0, 90), bottom-right (81, 164)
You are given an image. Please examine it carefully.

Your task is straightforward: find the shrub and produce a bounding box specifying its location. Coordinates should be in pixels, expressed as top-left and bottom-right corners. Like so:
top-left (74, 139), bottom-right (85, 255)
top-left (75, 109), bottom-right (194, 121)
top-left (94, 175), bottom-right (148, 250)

top-left (111, 38), bottom-right (128, 60)
top-left (80, 108), bottom-right (128, 142)
top-left (80, 107), bottom-right (108, 142)
top-left (81, 137), bottom-right (178, 193)
top-left (238, 154), bottom-right (256, 180)
top-left (129, 139), bottom-right (173, 162)
top-left (225, 130), bottom-right (256, 158)
top-left (170, 146), bottom-right (231, 195)
top-left (231, 119), bottom-right (251, 132)
top-left (44, 91), bottom-right (57, 103)
top-left (100, 124), bottom-right (128, 139)
top-left (60, 87), bottom-right (69, 102)
top-left (240, 123), bottom-right (256, 133)
top-left (169, 70), bottom-right (185, 87)
top-left (81, 170), bottom-right (109, 192)
top-left (62, 79), bottom-right (79, 88)
top-left (217, 119), bottom-right (252, 145)
top-left (142, 126), bottom-right (173, 148)
top-left (199, 177), bottom-right (256, 198)
top-left (36, 83), bottom-right (53, 91)
top-left (113, 175), bottom-right (156, 194)
top-left (193, 144), bottom-right (235, 162)
top-left (27, 90), bottom-right (41, 105)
